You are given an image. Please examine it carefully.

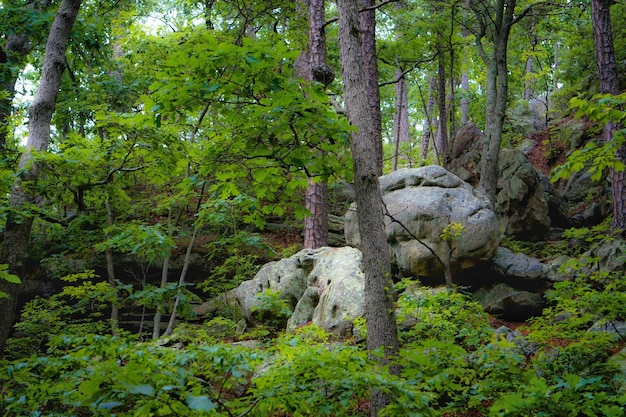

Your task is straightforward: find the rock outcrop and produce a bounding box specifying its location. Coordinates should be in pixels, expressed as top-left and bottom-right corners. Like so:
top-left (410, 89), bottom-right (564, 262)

top-left (449, 122), bottom-right (569, 240)
top-left (344, 165), bottom-right (500, 278)
top-left (234, 247), bottom-right (364, 335)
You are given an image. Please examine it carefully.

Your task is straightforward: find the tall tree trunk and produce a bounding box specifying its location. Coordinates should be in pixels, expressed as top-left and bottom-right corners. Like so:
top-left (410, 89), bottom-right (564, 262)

top-left (470, 0), bottom-right (516, 203)
top-left (460, 0), bottom-right (471, 125)
top-left (392, 67), bottom-right (409, 171)
top-left (392, 0), bottom-right (409, 172)
top-left (436, 47), bottom-right (449, 166)
top-left (163, 225), bottom-right (199, 336)
top-left (0, 0), bottom-right (53, 150)
top-left (0, 0), bottom-right (83, 355)
top-left (360, 0), bottom-right (384, 175)
top-left (591, 0), bottom-right (625, 232)
top-left (420, 77), bottom-right (437, 162)
top-left (336, 1), bottom-right (399, 415)
top-left (296, 0), bottom-right (332, 249)
top-left (104, 197), bottom-right (119, 334)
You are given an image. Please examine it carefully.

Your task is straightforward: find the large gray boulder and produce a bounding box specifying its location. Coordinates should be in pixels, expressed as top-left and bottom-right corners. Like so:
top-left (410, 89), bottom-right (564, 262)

top-left (345, 165), bottom-right (500, 278)
top-left (235, 253), bottom-right (307, 323)
top-left (235, 247), bottom-right (365, 334)
top-left (287, 246), bottom-right (364, 334)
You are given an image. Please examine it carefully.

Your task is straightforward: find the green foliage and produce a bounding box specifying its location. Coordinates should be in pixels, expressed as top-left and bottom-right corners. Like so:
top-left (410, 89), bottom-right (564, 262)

top-left (440, 222), bottom-right (464, 243)
top-left (199, 251), bottom-right (260, 298)
top-left (0, 264), bottom-right (21, 299)
top-left (489, 374), bottom-right (626, 417)
top-left (552, 93), bottom-right (626, 183)
top-left (396, 284), bottom-right (492, 348)
top-left (2, 335), bottom-right (265, 416)
top-left (251, 288), bottom-right (293, 329)
top-left (96, 222), bottom-right (176, 266)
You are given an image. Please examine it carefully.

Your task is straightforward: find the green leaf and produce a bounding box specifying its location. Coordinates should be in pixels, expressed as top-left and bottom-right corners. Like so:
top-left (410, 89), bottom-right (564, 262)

top-left (126, 384), bottom-right (155, 396)
top-left (0, 264), bottom-right (21, 284)
top-left (186, 395), bottom-right (217, 412)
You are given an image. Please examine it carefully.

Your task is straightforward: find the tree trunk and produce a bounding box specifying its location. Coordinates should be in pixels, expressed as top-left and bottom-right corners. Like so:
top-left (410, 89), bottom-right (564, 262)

top-left (297, 0), bottom-right (331, 249)
top-left (591, 0), bottom-right (626, 232)
top-left (360, 0), bottom-right (384, 175)
top-left (436, 46), bottom-right (449, 166)
top-left (336, 1), bottom-right (399, 415)
top-left (392, 0), bottom-right (409, 171)
top-left (420, 77), bottom-right (438, 162)
top-left (470, 0), bottom-right (516, 203)
top-left (0, 0), bottom-right (82, 355)
top-left (0, 0), bottom-right (53, 150)
top-left (104, 197), bottom-right (119, 334)
top-left (163, 225), bottom-right (199, 336)
top-left (392, 67), bottom-right (409, 171)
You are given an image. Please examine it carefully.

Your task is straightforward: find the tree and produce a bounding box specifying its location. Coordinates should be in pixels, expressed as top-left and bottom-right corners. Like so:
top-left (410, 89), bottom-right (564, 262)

top-left (468, 0), bottom-right (518, 202)
top-left (360, 0), bottom-right (384, 176)
top-left (0, 0), bottom-right (83, 355)
top-left (391, 1), bottom-right (410, 171)
top-left (0, 0), bottom-right (53, 150)
top-left (336, 0), bottom-right (399, 415)
top-left (296, 0), bottom-right (334, 249)
top-left (591, 0), bottom-right (626, 232)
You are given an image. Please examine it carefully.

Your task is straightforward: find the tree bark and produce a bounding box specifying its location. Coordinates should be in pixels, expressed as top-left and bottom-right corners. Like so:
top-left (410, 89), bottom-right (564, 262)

top-left (436, 46), bottom-right (449, 166)
top-left (296, 0), bottom-right (331, 249)
top-left (392, 67), bottom-right (409, 171)
top-left (591, 0), bottom-right (626, 232)
top-left (0, 0), bottom-right (53, 150)
top-left (360, 0), bottom-right (384, 175)
top-left (0, 0), bottom-right (82, 355)
top-left (470, 0), bottom-right (516, 203)
top-left (336, 1), bottom-right (399, 415)
top-left (420, 77), bottom-right (437, 162)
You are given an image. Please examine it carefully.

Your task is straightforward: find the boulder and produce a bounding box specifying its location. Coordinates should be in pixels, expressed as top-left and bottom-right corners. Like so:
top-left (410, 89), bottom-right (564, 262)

top-left (449, 123), bottom-right (567, 240)
top-left (235, 247), bottom-right (366, 335)
top-left (344, 165), bottom-right (500, 278)
top-left (496, 148), bottom-right (551, 240)
top-left (492, 247), bottom-right (544, 281)
top-left (235, 252), bottom-right (307, 323)
top-left (473, 283), bottom-right (545, 322)
top-left (288, 246), bottom-right (364, 334)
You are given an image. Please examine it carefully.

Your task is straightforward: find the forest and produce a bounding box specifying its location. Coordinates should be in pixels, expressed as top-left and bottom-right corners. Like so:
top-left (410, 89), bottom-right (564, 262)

top-left (1, 0), bottom-right (626, 416)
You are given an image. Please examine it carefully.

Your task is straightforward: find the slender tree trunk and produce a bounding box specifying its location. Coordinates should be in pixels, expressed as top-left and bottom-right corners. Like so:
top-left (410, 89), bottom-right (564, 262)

top-left (163, 225), bottom-right (199, 336)
top-left (0, 0), bottom-right (82, 355)
top-left (297, 0), bottom-right (332, 249)
top-left (337, 1), bottom-right (399, 415)
top-left (470, 0), bottom-right (515, 203)
top-left (0, 0), bottom-right (53, 150)
top-left (436, 47), bottom-right (449, 166)
top-left (591, 0), bottom-right (625, 232)
top-left (392, 0), bottom-right (409, 172)
top-left (104, 197), bottom-right (119, 334)
top-left (420, 77), bottom-right (437, 162)
top-left (360, 0), bottom-right (384, 175)
top-left (392, 67), bottom-right (409, 171)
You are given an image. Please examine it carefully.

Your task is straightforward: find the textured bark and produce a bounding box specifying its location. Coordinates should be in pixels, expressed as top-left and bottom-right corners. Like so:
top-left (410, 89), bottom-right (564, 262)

top-left (304, 178), bottom-right (329, 247)
top-left (392, 68), bottom-right (409, 171)
top-left (337, 0), bottom-right (399, 415)
top-left (436, 47), bottom-right (449, 166)
top-left (420, 77), bottom-right (437, 162)
top-left (392, 0), bottom-right (410, 172)
top-left (360, 0), bottom-right (384, 176)
top-left (0, 0), bottom-right (82, 355)
top-left (470, 0), bottom-right (516, 203)
top-left (296, 0), bottom-right (331, 249)
top-left (591, 0), bottom-right (625, 232)
top-left (0, 0), bottom-right (53, 150)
